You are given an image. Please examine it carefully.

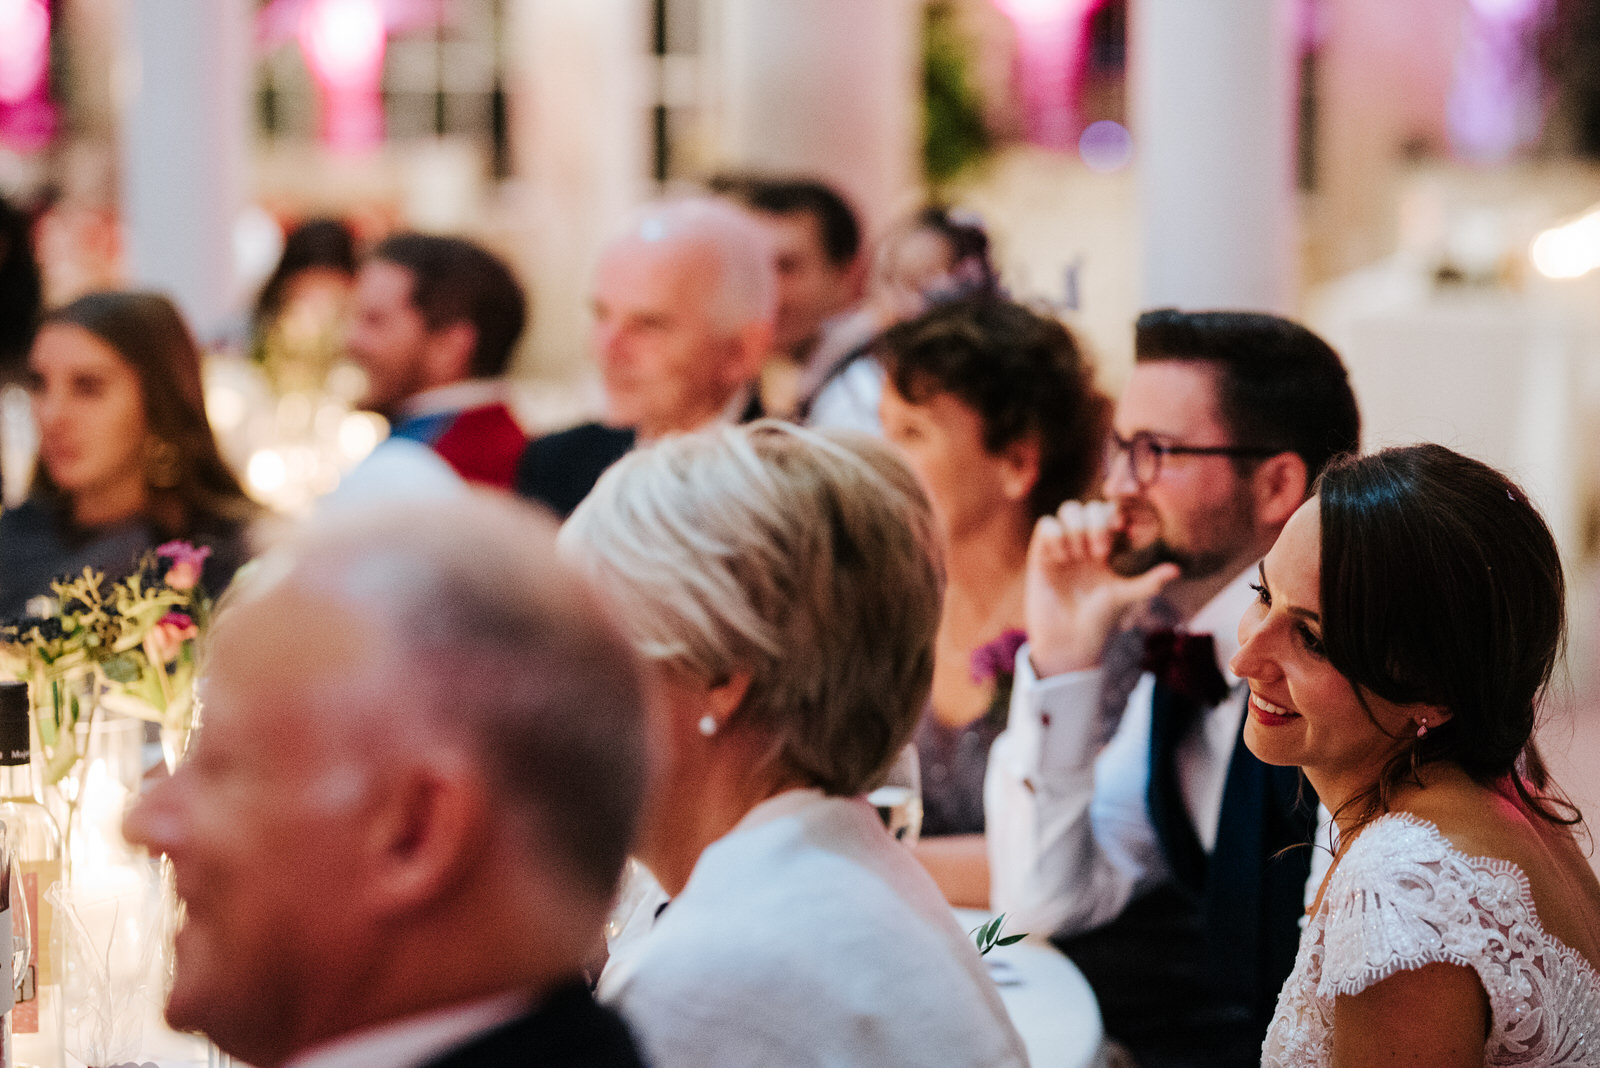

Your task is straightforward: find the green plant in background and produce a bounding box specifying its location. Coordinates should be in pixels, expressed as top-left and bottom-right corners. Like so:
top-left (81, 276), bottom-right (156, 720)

top-left (923, 0), bottom-right (994, 190)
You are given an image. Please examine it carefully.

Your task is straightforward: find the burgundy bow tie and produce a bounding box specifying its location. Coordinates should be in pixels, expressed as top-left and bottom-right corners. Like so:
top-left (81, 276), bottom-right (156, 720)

top-left (1140, 629), bottom-right (1230, 706)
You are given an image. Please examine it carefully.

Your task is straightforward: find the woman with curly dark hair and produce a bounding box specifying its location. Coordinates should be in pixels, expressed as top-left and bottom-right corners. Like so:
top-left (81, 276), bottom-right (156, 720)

top-left (0, 292), bottom-right (259, 617)
top-left (877, 295), bottom-right (1108, 900)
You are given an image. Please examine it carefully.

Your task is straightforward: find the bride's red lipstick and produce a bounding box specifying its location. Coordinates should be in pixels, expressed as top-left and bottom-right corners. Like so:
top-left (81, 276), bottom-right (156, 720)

top-left (1248, 690), bottom-right (1300, 726)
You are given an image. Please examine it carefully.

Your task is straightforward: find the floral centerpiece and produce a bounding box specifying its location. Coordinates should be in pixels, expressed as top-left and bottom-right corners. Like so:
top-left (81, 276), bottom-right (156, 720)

top-left (0, 542), bottom-right (213, 785)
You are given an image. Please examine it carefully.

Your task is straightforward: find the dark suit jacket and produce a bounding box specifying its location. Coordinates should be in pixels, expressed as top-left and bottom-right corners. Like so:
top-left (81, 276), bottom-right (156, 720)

top-left (516, 391), bottom-right (767, 519)
top-left (422, 980), bottom-right (646, 1068)
top-left (513, 423), bottom-right (636, 519)
top-left (1055, 707), bottom-right (1315, 1068)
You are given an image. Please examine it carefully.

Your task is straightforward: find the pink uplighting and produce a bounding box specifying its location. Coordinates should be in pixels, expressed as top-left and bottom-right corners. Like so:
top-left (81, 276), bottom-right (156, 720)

top-left (992, 0), bottom-right (1085, 24)
top-left (298, 0), bottom-right (386, 152)
top-left (300, 0), bottom-right (385, 91)
top-left (992, 0), bottom-right (1105, 152)
top-left (0, 0), bottom-right (55, 150)
top-left (1449, 0), bottom-right (1542, 161)
top-left (0, 0), bottom-right (48, 103)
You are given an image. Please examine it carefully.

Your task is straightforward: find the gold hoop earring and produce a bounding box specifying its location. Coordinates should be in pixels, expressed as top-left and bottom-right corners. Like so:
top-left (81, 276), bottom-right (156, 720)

top-left (145, 437), bottom-right (181, 490)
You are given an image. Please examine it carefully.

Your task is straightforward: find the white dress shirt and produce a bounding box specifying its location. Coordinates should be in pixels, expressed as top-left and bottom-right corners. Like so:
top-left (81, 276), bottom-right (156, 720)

top-left (391, 380), bottom-right (515, 422)
top-left (985, 567), bottom-right (1331, 938)
top-left (807, 357), bottom-right (884, 434)
top-left (603, 789), bottom-right (1029, 1068)
top-left (318, 381), bottom-right (522, 512)
top-left (322, 435), bottom-right (466, 511)
top-left (284, 991), bottom-right (531, 1068)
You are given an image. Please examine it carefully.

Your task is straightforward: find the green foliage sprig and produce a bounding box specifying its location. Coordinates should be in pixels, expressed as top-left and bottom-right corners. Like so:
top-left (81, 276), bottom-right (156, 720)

top-left (971, 912), bottom-right (1026, 956)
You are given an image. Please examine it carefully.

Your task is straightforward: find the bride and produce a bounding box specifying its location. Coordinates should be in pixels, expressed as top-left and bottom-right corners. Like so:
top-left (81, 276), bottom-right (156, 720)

top-left (1231, 444), bottom-right (1600, 1066)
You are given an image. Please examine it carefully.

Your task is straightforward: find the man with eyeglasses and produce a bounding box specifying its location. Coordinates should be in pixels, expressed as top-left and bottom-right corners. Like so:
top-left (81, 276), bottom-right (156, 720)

top-left (985, 309), bottom-right (1360, 1068)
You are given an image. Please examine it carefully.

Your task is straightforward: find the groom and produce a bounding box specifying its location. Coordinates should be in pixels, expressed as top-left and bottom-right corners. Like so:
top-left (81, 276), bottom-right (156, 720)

top-left (986, 310), bottom-right (1361, 1066)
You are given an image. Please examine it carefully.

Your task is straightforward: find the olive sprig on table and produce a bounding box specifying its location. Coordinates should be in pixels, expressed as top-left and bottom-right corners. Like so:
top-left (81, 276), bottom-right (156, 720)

top-left (971, 913), bottom-right (1026, 956)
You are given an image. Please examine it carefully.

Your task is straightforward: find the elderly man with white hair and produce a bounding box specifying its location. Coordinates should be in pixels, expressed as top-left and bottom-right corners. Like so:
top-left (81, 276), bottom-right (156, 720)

top-left (123, 494), bottom-right (652, 1068)
top-left (514, 196), bottom-right (777, 516)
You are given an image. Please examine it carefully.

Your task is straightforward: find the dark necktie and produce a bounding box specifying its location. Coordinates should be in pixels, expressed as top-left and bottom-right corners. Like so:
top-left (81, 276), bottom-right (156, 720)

top-left (1142, 629), bottom-right (1229, 894)
top-left (1140, 629), bottom-right (1229, 707)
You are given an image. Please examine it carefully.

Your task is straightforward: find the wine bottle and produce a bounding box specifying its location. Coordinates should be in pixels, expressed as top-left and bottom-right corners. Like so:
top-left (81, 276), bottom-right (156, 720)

top-left (0, 684), bottom-right (60, 1068)
top-left (0, 816), bottom-right (18, 1068)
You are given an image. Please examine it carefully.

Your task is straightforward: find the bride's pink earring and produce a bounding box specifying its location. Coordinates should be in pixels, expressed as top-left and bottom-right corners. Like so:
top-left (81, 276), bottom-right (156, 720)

top-left (1416, 718), bottom-right (1429, 739)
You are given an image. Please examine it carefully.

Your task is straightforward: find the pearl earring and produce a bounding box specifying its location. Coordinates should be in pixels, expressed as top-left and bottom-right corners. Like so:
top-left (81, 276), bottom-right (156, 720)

top-left (1416, 719), bottom-right (1429, 739)
top-left (698, 715), bottom-right (718, 738)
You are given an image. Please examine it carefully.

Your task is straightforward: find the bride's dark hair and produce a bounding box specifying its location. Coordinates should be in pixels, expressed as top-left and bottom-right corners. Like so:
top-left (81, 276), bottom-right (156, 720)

top-left (1317, 444), bottom-right (1576, 827)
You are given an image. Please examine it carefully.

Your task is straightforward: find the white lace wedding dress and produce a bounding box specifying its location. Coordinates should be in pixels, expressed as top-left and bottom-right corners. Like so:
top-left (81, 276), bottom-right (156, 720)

top-left (1263, 812), bottom-right (1600, 1066)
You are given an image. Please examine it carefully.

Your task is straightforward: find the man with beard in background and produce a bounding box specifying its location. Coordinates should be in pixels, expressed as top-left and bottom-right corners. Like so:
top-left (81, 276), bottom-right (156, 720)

top-left (985, 310), bottom-right (1360, 1068)
top-left (335, 234), bottom-right (529, 504)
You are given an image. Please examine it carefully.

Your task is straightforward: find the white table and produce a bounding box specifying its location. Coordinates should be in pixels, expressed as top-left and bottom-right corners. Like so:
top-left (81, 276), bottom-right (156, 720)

top-left (955, 909), bottom-right (1106, 1068)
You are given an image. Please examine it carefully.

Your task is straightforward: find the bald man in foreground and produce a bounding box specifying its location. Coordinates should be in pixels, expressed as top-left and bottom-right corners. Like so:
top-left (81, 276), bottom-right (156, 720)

top-left (124, 495), bottom-right (651, 1068)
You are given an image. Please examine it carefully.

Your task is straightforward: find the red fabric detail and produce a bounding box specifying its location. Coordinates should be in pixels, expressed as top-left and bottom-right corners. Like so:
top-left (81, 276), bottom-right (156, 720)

top-left (430, 403), bottom-right (527, 490)
top-left (1140, 629), bottom-right (1230, 706)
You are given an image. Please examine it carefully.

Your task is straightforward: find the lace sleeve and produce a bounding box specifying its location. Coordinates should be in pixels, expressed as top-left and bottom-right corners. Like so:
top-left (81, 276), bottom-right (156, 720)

top-left (1315, 815), bottom-right (1496, 1000)
top-left (1273, 813), bottom-right (1600, 1066)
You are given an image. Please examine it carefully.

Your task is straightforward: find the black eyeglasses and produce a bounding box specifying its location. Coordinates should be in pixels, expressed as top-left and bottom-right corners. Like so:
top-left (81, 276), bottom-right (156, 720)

top-left (1106, 431), bottom-right (1281, 489)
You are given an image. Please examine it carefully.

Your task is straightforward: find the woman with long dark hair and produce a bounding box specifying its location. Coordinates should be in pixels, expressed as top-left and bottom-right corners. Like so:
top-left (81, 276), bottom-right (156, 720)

top-left (0, 292), bottom-right (259, 617)
top-left (1232, 444), bottom-right (1600, 1066)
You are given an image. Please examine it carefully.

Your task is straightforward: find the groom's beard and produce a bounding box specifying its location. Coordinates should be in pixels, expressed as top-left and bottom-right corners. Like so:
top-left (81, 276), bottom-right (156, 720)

top-left (1108, 533), bottom-right (1234, 582)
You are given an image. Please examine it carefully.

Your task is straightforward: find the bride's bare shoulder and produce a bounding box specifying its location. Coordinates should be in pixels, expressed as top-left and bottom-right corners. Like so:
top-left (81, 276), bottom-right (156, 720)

top-left (1394, 780), bottom-right (1523, 854)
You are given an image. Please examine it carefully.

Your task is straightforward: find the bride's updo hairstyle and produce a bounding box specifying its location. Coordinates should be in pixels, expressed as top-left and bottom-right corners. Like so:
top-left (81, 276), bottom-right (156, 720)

top-left (1316, 443), bottom-right (1573, 824)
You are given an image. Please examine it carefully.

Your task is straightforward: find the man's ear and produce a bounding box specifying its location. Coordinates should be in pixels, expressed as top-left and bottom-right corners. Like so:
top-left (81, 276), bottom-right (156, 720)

top-left (840, 254), bottom-right (868, 304)
top-left (728, 319), bottom-right (776, 387)
top-left (425, 321), bottom-right (478, 385)
top-left (364, 759), bottom-right (488, 917)
top-left (1250, 451), bottom-right (1309, 531)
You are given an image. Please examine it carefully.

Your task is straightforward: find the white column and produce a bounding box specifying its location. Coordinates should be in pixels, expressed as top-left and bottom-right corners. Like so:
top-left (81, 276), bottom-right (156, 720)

top-left (709, 0), bottom-right (920, 234)
top-left (508, 0), bottom-right (650, 380)
top-left (116, 0), bottom-right (251, 343)
top-left (1132, 0), bottom-right (1299, 313)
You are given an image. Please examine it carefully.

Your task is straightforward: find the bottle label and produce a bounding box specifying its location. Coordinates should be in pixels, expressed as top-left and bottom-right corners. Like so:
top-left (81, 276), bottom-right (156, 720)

top-left (12, 861), bottom-right (56, 1035)
top-left (0, 685), bottom-right (25, 770)
top-left (0, 709), bottom-right (24, 768)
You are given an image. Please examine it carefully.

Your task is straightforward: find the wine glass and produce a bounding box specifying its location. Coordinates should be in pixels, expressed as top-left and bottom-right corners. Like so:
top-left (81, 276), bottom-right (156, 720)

top-left (867, 743), bottom-right (923, 846)
top-left (5, 829), bottom-right (28, 994)
top-left (604, 858), bottom-right (657, 942)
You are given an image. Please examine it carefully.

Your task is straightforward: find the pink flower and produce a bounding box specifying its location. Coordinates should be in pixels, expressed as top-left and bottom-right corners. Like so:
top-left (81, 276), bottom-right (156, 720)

top-left (156, 541), bottom-right (211, 591)
top-left (970, 629), bottom-right (1028, 685)
top-left (147, 612), bottom-right (198, 664)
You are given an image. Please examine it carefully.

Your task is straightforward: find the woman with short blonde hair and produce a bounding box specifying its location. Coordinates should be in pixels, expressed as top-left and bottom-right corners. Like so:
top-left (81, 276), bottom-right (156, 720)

top-left (563, 421), bottom-right (1026, 1068)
